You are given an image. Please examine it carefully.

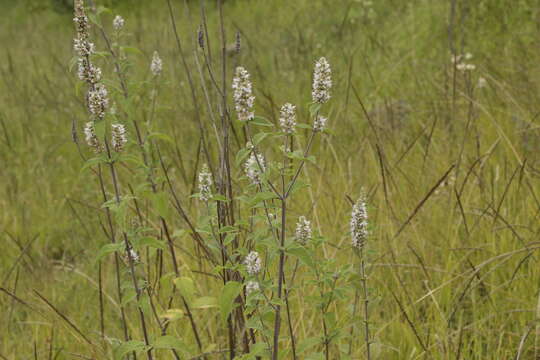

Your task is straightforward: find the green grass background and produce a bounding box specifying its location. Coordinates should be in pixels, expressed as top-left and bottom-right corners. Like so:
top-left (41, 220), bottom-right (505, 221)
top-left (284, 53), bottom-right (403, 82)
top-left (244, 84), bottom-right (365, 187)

top-left (1, 0), bottom-right (540, 358)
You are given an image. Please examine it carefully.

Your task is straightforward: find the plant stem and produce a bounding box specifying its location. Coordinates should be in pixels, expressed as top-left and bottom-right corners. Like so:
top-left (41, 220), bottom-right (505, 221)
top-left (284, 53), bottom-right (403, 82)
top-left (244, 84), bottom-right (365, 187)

top-left (106, 144), bottom-right (153, 360)
top-left (359, 250), bottom-right (371, 360)
top-left (272, 197), bottom-right (287, 360)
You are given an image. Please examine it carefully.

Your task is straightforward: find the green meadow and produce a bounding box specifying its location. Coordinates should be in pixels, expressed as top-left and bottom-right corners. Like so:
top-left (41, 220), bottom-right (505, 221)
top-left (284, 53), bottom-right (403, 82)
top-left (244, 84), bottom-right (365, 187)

top-left (1, 0), bottom-right (540, 358)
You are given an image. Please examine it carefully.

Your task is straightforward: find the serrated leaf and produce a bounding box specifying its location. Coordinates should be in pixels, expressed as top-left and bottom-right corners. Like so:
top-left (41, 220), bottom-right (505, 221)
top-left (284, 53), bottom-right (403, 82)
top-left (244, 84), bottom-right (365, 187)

top-left (251, 116), bottom-right (274, 127)
top-left (286, 246), bottom-right (315, 269)
top-left (81, 155), bottom-right (107, 171)
top-left (252, 132), bottom-right (270, 146)
top-left (95, 243), bottom-right (124, 263)
top-left (219, 281), bottom-right (243, 323)
top-left (235, 148), bottom-right (251, 166)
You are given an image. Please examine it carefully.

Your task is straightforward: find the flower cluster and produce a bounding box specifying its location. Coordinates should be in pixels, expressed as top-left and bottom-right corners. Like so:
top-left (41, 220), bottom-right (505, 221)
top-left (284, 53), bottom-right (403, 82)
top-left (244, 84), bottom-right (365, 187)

top-left (232, 67), bottom-right (255, 121)
top-left (77, 58), bottom-right (101, 84)
top-left (111, 123), bottom-right (128, 152)
top-left (113, 15), bottom-right (125, 31)
top-left (151, 51), bottom-right (162, 77)
top-left (245, 281), bottom-right (260, 295)
top-left (244, 251), bottom-right (262, 276)
top-left (198, 164), bottom-right (213, 202)
top-left (313, 115), bottom-right (327, 132)
top-left (351, 192), bottom-right (369, 249)
top-left (73, 0), bottom-right (94, 58)
top-left (73, 0), bottom-right (109, 148)
top-left (295, 216), bottom-right (312, 244)
top-left (312, 57), bottom-right (332, 104)
top-left (73, 0), bottom-right (90, 41)
top-left (478, 77), bottom-right (487, 88)
top-left (244, 152), bottom-right (265, 185)
top-left (452, 53), bottom-right (476, 71)
top-left (84, 121), bottom-right (102, 153)
top-left (125, 246), bottom-right (140, 265)
top-left (88, 84), bottom-right (109, 120)
top-left (279, 103), bottom-right (297, 134)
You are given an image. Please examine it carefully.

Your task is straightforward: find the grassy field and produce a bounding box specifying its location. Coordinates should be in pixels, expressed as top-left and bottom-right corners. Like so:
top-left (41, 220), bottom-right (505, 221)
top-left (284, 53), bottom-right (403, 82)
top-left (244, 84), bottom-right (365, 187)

top-left (1, 0), bottom-right (540, 358)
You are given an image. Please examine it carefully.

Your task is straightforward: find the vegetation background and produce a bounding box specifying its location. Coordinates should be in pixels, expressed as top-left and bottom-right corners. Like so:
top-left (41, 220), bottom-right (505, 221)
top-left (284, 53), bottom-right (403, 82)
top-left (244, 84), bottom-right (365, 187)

top-left (1, 0), bottom-right (540, 358)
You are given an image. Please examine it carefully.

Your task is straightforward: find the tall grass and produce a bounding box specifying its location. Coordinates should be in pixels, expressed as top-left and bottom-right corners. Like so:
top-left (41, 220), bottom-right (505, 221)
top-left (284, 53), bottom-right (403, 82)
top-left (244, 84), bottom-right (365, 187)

top-left (1, 0), bottom-right (539, 359)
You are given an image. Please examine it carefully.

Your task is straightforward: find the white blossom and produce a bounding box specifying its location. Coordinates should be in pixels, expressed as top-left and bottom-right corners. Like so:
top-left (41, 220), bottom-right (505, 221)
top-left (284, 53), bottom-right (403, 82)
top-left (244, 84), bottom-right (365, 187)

top-left (244, 152), bottom-right (265, 185)
top-left (244, 251), bottom-right (262, 276)
top-left (88, 83), bottom-right (109, 119)
top-left (295, 216), bottom-right (312, 244)
top-left (245, 281), bottom-right (260, 295)
top-left (84, 121), bottom-right (102, 153)
top-left (198, 164), bottom-right (213, 202)
top-left (478, 77), bottom-right (487, 88)
top-left (452, 53), bottom-right (476, 72)
top-left (73, 38), bottom-right (95, 57)
top-left (313, 115), bottom-right (327, 132)
top-left (232, 66), bottom-right (255, 121)
top-left (111, 123), bottom-right (127, 152)
top-left (351, 192), bottom-right (369, 249)
top-left (150, 51), bottom-right (162, 76)
top-left (279, 103), bottom-right (296, 134)
top-left (113, 15), bottom-right (125, 31)
top-left (73, 0), bottom-right (89, 41)
top-left (125, 247), bottom-right (140, 265)
top-left (312, 57), bottom-right (332, 104)
top-left (77, 58), bottom-right (101, 84)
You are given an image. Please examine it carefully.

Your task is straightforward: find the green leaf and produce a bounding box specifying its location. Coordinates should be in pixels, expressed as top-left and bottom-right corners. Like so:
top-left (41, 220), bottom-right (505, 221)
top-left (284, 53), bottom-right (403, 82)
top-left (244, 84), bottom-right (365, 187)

top-left (152, 192), bottom-right (169, 219)
top-left (152, 335), bottom-right (185, 350)
top-left (121, 46), bottom-right (143, 55)
top-left (119, 154), bottom-right (146, 167)
top-left (133, 237), bottom-right (167, 250)
top-left (286, 246), bottom-right (315, 269)
top-left (251, 116), bottom-right (274, 127)
top-left (235, 147), bottom-right (251, 166)
top-left (174, 277), bottom-right (196, 303)
top-left (298, 337), bottom-right (322, 354)
top-left (219, 281), bottom-right (243, 323)
top-left (218, 225), bottom-right (238, 234)
top-left (252, 132), bottom-right (270, 146)
top-left (114, 340), bottom-right (148, 360)
top-left (212, 194), bottom-right (229, 202)
top-left (309, 103), bottom-right (321, 116)
top-left (96, 5), bottom-right (112, 15)
top-left (306, 352), bottom-right (325, 360)
top-left (95, 243), bottom-right (123, 263)
top-left (249, 191), bottom-right (278, 207)
top-left (81, 155), bottom-right (107, 172)
top-left (160, 308), bottom-right (184, 321)
top-left (192, 296), bottom-right (218, 309)
top-left (148, 132), bottom-right (174, 144)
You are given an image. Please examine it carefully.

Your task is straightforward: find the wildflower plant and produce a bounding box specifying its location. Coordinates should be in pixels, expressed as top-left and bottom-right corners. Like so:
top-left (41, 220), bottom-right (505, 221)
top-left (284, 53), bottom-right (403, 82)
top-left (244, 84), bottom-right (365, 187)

top-left (69, 2), bottom-right (373, 360)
